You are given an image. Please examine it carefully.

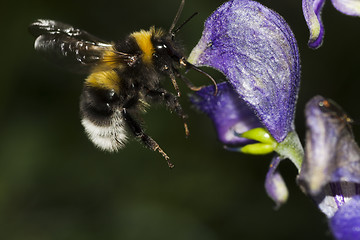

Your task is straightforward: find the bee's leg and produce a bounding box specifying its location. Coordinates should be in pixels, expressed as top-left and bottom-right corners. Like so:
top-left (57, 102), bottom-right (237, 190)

top-left (121, 108), bottom-right (174, 168)
top-left (169, 73), bottom-right (181, 97)
top-left (145, 88), bottom-right (189, 137)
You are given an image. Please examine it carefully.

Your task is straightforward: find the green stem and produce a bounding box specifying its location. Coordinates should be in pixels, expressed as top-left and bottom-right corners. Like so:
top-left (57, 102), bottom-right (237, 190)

top-left (274, 131), bottom-right (304, 172)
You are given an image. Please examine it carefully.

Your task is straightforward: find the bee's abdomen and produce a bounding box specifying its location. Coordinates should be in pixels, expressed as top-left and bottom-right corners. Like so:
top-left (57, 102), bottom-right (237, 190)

top-left (80, 84), bottom-right (127, 152)
top-left (81, 110), bottom-right (127, 152)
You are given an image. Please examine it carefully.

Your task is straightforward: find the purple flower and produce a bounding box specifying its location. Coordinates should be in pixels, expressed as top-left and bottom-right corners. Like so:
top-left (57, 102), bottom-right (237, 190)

top-left (191, 82), bottom-right (264, 146)
top-left (298, 95), bottom-right (360, 240)
top-left (265, 155), bottom-right (289, 207)
top-left (189, 0), bottom-right (303, 206)
top-left (189, 0), bottom-right (300, 144)
top-left (303, 0), bottom-right (360, 48)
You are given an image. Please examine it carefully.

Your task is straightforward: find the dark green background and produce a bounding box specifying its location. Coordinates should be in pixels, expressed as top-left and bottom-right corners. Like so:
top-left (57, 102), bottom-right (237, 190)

top-left (1, 0), bottom-right (359, 239)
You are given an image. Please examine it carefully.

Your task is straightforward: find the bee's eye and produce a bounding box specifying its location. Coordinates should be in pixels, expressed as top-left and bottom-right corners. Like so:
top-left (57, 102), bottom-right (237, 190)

top-left (156, 43), bottom-right (167, 49)
top-left (154, 43), bottom-right (168, 55)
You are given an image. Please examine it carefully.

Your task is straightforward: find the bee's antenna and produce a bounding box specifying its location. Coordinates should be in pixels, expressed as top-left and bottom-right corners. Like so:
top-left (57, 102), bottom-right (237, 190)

top-left (172, 12), bottom-right (198, 37)
top-left (169, 0), bottom-right (185, 35)
top-left (180, 58), bottom-right (218, 96)
top-left (169, 0), bottom-right (198, 39)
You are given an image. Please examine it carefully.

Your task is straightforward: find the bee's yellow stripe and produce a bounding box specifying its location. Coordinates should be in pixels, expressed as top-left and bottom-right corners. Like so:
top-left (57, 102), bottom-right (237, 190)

top-left (85, 70), bottom-right (120, 93)
top-left (131, 29), bottom-right (154, 64)
top-left (101, 49), bottom-right (122, 69)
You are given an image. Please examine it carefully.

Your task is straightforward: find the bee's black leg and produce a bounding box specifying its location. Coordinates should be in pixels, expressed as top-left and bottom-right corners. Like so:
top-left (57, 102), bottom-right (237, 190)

top-left (145, 88), bottom-right (189, 137)
top-left (121, 108), bottom-right (174, 168)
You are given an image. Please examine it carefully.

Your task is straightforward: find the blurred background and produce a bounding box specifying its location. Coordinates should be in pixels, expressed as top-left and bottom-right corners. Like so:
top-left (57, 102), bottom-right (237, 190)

top-left (1, 0), bottom-right (359, 239)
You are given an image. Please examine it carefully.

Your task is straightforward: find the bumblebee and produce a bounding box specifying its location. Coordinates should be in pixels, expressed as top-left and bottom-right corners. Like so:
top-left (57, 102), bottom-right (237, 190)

top-left (29, 0), bottom-right (216, 168)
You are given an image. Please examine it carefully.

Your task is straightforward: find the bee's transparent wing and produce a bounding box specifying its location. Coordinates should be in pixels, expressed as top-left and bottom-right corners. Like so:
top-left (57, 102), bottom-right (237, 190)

top-left (29, 19), bottom-right (114, 73)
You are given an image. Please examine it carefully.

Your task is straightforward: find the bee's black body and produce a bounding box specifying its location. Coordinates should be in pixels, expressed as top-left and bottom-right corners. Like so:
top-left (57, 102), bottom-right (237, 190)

top-left (29, 1), bottom-right (217, 167)
top-left (29, 17), bottom-right (193, 167)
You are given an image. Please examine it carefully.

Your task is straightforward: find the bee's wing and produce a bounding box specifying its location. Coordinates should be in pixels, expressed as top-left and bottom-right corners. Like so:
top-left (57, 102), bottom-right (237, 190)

top-left (29, 19), bottom-right (116, 73)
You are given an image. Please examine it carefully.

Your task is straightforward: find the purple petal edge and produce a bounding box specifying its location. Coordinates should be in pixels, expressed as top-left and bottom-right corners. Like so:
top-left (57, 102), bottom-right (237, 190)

top-left (331, 0), bottom-right (360, 17)
top-left (302, 0), bottom-right (326, 49)
top-left (189, 0), bottom-right (300, 143)
top-left (330, 195), bottom-right (360, 240)
top-left (265, 155), bottom-right (288, 207)
top-left (190, 82), bottom-right (263, 145)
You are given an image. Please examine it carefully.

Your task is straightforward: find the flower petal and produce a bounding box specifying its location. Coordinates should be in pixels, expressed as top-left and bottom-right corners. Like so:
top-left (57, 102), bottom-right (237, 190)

top-left (188, 0), bottom-right (300, 143)
top-left (191, 82), bottom-right (263, 145)
top-left (302, 0), bottom-right (326, 48)
top-left (331, 0), bottom-right (360, 16)
top-left (298, 95), bottom-right (360, 195)
top-left (265, 155), bottom-right (289, 207)
top-left (311, 182), bottom-right (360, 218)
top-left (330, 195), bottom-right (360, 240)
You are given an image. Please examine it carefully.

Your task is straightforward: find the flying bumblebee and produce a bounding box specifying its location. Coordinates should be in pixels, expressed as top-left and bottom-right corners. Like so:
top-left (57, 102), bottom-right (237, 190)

top-left (29, 0), bottom-right (217, 168)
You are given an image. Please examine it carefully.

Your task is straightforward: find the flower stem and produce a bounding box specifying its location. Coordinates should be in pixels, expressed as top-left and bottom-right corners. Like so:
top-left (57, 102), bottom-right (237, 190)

top-left (274, 131), bottom-right (304, 171)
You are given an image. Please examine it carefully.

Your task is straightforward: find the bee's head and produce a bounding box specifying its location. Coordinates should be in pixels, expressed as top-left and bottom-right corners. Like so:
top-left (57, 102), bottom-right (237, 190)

top-left (151, 0), bottom-right (218, 95)
top-left (149, 0), bottom-right (198, 72)
top-left (151, 34), bottom-right (185, 72)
